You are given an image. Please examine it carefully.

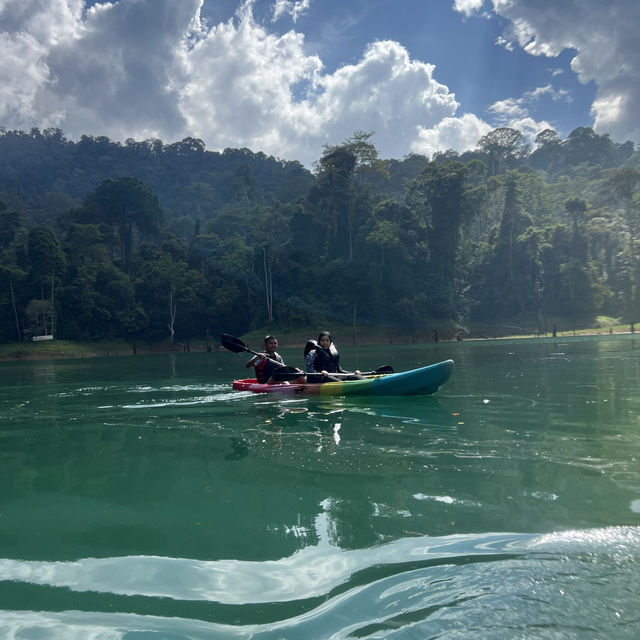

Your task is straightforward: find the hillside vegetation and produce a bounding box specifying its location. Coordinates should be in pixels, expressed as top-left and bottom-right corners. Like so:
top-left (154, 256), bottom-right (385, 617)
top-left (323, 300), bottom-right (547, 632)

top-left (0, 126), bottom-right (639, 345)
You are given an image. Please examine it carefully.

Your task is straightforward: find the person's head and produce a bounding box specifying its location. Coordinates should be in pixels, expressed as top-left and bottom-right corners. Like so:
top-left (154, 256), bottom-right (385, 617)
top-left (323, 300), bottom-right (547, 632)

top-left (317, 331), bottom-right (332, 349)
top-left (264, 335), bottom-right (278, 354)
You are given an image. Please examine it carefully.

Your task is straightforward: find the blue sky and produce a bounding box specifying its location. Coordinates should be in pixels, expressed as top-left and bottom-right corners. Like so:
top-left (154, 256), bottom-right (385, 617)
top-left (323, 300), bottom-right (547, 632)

top-left (0, 0), bottom-right (636, 166)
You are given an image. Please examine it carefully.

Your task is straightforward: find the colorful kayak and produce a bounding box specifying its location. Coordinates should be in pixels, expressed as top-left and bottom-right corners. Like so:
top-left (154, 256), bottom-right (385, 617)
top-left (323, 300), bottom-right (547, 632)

top-left (232, 359), bottom-right (454, 396)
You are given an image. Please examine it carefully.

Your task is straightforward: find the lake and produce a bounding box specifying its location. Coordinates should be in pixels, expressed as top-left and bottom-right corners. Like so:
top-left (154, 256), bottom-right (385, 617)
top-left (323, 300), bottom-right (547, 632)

top-left (1, 335), bottom-right (639, 638)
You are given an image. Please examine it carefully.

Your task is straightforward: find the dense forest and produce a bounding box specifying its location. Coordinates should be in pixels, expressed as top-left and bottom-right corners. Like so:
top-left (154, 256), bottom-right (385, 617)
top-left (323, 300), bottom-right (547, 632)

top-left (0, 125), bottom-right (639, 344)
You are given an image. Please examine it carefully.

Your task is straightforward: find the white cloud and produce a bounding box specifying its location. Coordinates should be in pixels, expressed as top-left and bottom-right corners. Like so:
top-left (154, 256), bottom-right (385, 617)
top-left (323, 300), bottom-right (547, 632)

top-left (488, 97), bottom-right (527, 121)
top-left (0, 0), bottom-right (84, 45)
top-left (452, 0), bottom-right (485, 18)
top-left (486, 85), bottom-right (558, 144)
top-left (182, 18), bottom-right (463, 163)
top-left (309, 40), bottom-right (460, 157)
top-left (1, 0), bottom-right (201, 139)
top-left (0, 0), bottom-right (479, 166)
top-left (178, 4), bottom-right (324, 158)
top-left (272, 0), bottom-right (311, 23)
top-left (490, 0), bottom-right (640, 143)
top-left (0, 0), bottom-right (638, 170)
top-left (489, 84), bottom-right (569, 119)
top-left (411, 113), bottom-right (492, 157)
top-left (0, 0), bottom-right (84, 126)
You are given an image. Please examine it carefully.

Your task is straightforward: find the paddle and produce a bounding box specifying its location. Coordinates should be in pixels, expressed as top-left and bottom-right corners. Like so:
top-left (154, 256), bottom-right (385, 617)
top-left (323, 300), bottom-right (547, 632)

top-left (221, 333), bottom-right (391, 383)
top-left (272, 364), bottom-right (394, 383)
top-left (220, 333), bottom-right (287, 367)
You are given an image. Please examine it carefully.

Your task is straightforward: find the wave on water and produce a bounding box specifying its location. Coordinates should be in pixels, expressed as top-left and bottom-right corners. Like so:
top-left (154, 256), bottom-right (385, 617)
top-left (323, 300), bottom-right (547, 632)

top-left (118, 384), bottom-right (247, 408)
top-left (2, 500), bottom-right (640, 638)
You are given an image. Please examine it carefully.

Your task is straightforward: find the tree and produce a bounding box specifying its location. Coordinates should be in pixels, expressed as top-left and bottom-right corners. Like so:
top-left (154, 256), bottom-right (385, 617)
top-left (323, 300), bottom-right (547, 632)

top-left (80, 177), bottom-right (162, 271)
top-left (133, 244), bottom-right (204, 341)
top-left (365, 199), bottom-right (426, 290)
top-left (367, 220), bottom-right (402, 282)
top-left (0, 201), bottom-right (21, 249)
top-left (606, 167), bottom-right (640, 321)
top-left (564, 197), bottom-right (587, 234)
top-left (407, 161), bottom-right (477, 318)
top-left (478, 127), bottom-right (529, 176)
top-left (0, 265), bottom-right (24, 341)
top-left (27, 224), bottom-right (66, 289)
top-left (530, 129), bottom-right (563, 172)
top-left (470, 173), bottom-right (541, 320)
top-left (310, 132), bottom-right (383, 261)
top-left (562, 127), bottom-right (617, 167)
top-left (310, 146), bottom-right (357, 259)
top-left (26, 225), bottom-right (65, 336)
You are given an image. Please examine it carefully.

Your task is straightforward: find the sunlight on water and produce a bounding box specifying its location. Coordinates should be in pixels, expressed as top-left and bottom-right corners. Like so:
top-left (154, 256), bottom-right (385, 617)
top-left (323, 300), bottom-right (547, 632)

top-left (0, 499), bottom-right (535, 604)
top-left (1, 337), bottom-right (640, 637)
top-left (2, 524), bottom-right (639, 638)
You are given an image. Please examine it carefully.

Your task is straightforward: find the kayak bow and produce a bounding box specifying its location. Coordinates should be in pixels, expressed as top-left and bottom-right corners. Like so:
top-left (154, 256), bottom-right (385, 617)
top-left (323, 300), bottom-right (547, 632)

top-left (232, 359), bottom-right (453, 396)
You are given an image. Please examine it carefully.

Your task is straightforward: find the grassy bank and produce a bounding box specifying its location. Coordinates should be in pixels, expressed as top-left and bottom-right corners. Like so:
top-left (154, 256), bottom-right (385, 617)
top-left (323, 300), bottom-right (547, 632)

top-left (0, 317), bottom-right (636, 362)
top-left (0, 338), bottom-right (212, 362)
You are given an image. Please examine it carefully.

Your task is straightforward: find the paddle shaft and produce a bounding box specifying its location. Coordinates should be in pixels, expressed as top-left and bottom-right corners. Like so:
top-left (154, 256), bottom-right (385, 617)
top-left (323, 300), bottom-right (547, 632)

top-left (273, 365), bottom-right (392, 382)
top-left (221, 334), bottom-right (297, 371)
top-left (244, 346), bottom-right (284, 368)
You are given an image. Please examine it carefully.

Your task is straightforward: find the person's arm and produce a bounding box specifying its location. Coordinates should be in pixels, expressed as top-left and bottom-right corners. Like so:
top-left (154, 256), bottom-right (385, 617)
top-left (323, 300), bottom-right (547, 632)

top-left (246, 354), bottom-right (264, 368)
top-left (335, 352), bottom-right (347, 373)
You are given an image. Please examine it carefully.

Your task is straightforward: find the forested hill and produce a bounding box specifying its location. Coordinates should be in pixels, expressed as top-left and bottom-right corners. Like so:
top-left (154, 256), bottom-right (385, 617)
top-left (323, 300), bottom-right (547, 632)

top-left (0, 126), bottom-right (639, 344)
top-left (0, 129), bottom-right (314, 230)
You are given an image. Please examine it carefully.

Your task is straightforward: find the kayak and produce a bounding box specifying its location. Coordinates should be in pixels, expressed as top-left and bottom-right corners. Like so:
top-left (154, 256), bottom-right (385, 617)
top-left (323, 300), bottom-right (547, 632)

top-left (232, 359), bottom-right (454, 396)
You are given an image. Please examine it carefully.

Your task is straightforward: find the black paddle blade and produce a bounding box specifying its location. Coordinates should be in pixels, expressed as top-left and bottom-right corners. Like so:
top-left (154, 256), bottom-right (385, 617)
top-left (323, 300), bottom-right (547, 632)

top-left (271, 366), bottom-right (305, 382)
top-left (374, 365), bottom-right (394, 375)
top-left (220, 333), bottom-right (249, 354)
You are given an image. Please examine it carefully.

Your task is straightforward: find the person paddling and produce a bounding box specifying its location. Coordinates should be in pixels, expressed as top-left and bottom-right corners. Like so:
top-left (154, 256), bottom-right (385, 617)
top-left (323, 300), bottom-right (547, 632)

top-left (306, 331), bottom-right (363, 382)
top-left (246, 335), bottom-right (304, 384)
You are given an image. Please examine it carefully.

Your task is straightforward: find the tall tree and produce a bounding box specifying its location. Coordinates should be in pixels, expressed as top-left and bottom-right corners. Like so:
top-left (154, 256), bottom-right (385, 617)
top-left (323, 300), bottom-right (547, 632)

top-left (80, 177), bottom-right (162, 271)
top-left (478, 127), bottom-right (529, 176)
top-left (310, 132), bottom-right (383, 261)
top-left (407, 161), bottom-right (477, 318)
top-left (606, 167), bottom-right (640, 321)
top-left (471, 173), bottom-right (540, 320)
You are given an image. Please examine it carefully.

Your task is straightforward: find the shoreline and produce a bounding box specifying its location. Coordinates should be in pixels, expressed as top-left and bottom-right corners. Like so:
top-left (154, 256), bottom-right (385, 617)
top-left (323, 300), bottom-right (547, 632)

top-left (0, 328), bottom-right (636, 363)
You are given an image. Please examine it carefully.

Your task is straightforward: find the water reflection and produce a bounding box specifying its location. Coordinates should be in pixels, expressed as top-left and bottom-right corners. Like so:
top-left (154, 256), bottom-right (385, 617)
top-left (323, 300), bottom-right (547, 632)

top-left (3, 338), bottom-right (640, 637)
top-left (0, 500), bottom-right (533, 604)
top-left (2, 525), bottom-right (640, 638)
top-left (225, 437), bottom-right (250, 461)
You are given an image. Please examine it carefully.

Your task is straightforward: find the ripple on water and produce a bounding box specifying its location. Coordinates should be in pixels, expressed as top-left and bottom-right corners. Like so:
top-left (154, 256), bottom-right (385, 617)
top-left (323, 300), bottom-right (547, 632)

top-left (2, 526), bottom-right (640, 638)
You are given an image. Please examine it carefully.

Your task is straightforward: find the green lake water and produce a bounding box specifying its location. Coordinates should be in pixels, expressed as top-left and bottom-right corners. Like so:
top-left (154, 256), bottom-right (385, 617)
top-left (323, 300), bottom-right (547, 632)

top-left (1, 335), bottom-right (640, 638)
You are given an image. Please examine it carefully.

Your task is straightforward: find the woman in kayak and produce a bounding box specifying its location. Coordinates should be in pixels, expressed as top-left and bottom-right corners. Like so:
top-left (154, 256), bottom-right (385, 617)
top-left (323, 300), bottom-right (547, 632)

top-left (306, 331), bottom-right (363, 381)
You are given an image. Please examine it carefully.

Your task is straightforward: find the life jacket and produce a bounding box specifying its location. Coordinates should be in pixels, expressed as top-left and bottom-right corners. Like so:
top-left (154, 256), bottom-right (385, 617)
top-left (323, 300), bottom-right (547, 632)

top-left (255, 352), bottom-right (283, 383)
top-left (312, 343), bottom-right (341, 373)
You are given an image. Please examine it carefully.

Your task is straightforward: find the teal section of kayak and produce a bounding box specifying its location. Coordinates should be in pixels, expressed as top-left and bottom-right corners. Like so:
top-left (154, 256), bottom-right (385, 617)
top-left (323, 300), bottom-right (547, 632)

top-left (369, 359), bottom-right (454, 395)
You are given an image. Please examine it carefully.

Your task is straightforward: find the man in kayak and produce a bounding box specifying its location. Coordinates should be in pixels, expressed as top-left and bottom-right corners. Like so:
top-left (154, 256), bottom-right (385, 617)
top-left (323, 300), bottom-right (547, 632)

top-left (305, 331), bottom-right (363, 381)
top-left (246, 335), bottom-right (305, 384)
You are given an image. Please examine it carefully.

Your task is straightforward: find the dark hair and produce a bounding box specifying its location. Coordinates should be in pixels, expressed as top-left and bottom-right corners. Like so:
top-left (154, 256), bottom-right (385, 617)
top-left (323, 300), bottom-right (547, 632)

top-left (264, 335), bottom-right (277, 343)
top-left (317, 331), bottom-right (332, 343)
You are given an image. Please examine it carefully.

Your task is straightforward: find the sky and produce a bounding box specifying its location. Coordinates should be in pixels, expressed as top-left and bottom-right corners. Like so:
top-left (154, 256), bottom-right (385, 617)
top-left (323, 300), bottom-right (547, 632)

top-left (0, 0), bottom-right (638, 167)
